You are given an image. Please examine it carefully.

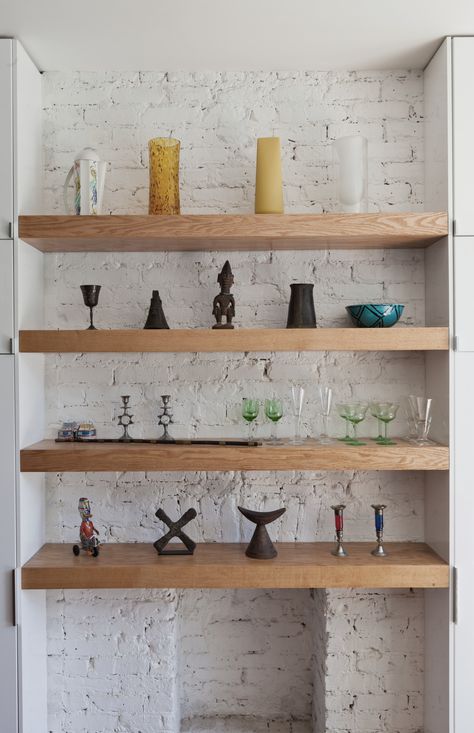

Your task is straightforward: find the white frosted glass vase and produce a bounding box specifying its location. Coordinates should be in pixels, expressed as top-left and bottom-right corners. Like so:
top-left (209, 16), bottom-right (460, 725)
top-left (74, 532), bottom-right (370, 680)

top-left (332, 135), bottom-right (368, 213)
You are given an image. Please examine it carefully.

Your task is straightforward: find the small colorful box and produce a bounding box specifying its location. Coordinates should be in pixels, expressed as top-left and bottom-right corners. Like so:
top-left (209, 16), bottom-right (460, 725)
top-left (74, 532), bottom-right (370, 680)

top-left (76, 422), bottom-right (97, 441)
top-left (57, 421), bottom-right (78, 441)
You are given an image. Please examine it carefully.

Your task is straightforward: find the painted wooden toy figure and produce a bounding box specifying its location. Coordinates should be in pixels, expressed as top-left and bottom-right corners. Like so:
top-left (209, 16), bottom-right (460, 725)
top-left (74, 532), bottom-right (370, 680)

top-left (212, 260), bottom-right (235, 329)
top-left (73, 497), bottom-right (100, 557)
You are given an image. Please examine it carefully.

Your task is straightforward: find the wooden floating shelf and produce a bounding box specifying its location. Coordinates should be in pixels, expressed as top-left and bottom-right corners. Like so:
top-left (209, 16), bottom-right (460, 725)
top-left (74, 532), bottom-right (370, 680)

top-left (18, 212), bottom-right (448, 252)
top-left (21, 542), bottom-right (449, 590)
top-left (19, 327), bottom-right (449, 353)
top-left (20, 439), bottom-right (449, 473)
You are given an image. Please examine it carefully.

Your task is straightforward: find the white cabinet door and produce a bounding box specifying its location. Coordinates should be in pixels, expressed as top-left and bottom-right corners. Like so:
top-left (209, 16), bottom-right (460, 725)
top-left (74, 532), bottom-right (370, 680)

top-left (0, 357), bottom-right (17, 732)
top-left (453, 37), bottom-right (474, 235)
top-left (0, 241), bottom-right (14, 353)
top-left (453, 236), bottom-right (474, 351)
top-left (0, 40), bottom-right (13, 238)
top-left (453, 349), bottom-right (474, 733)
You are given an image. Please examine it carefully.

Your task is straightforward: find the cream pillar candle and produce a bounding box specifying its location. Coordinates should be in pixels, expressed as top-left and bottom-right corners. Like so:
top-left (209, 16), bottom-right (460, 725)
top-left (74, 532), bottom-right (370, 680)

top-left (255, 136), bottom-right (284, 214)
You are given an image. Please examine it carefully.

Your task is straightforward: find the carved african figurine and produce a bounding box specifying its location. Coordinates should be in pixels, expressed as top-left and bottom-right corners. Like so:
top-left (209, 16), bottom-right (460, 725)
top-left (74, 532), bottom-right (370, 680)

top-left (212, 260), bottom-right (235, 329)
top-left (73, 497), bottom-right (101, 557)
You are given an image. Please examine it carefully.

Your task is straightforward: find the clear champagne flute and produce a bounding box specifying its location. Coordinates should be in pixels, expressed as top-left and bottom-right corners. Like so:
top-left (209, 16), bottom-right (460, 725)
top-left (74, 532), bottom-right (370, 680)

top-left (242, 398), bottom-right (259, 443)
top-left (318, 386), bottom-right (334, 444)
top-left (290, 385), bottom-right (305, 445)
top-left (265, 398), bottom-right (284, 445)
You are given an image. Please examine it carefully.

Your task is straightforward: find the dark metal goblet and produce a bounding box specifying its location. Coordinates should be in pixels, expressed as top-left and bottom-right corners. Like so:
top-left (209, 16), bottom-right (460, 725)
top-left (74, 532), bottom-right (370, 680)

top-left (80, 285), bottom-right (101, 330)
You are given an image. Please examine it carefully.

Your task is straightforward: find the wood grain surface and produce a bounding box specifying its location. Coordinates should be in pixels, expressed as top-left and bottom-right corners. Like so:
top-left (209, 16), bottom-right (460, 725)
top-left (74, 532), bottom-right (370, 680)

top-left (21, 542), bottom-right (449, 589)
top-left (19, 327), bottom-right (449, 353)
top-left (20, 438), bottom-right (449, 472)
top-left (18, 212), bottom-right (448, 252)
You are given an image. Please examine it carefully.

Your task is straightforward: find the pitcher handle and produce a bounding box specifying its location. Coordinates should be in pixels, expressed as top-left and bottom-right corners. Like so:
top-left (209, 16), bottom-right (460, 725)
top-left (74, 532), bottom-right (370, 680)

top-left (63, 166), bottom-right (75, 214)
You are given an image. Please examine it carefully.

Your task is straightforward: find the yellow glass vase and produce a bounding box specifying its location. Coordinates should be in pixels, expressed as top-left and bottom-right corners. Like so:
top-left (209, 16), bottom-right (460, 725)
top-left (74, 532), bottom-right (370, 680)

top-left (148, 137), bottom-right (180, 215)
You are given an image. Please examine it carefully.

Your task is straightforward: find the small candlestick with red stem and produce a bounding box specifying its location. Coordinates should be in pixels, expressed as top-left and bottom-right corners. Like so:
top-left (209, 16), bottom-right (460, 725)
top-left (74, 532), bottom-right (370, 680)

top-left (331, 504), bottom-right (348, 557)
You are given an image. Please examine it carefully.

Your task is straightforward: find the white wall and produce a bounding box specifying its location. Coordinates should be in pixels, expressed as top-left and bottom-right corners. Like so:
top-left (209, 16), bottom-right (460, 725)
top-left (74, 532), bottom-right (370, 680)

top-left (44, 69), bottom-right (424, 215)
top-left (43, 68), bottom-right (425, 733)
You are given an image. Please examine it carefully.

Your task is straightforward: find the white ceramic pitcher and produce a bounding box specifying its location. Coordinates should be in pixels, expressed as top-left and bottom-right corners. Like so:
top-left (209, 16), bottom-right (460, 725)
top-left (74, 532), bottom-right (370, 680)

top-left (63, 147), bottom-right (107, 215)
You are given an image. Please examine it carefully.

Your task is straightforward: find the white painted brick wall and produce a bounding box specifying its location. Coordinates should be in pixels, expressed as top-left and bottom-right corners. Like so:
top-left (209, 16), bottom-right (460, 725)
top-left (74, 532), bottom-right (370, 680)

top-left (47, 589), bottom-right (181, 733)
top-left (311, 589), bottom-right (327, 733)
top-left (43, 68), bottom-right (425, 733)
top-left (311, 588), bottom-right (424, 733)
top-left (324, 589), bottom-right (424, 733)
top-left (46, 470), bottom-right (424, 546)
top-left (43, 69), bottom-right (423, 215)
top-left (179, 589), bottom-right (313, 732)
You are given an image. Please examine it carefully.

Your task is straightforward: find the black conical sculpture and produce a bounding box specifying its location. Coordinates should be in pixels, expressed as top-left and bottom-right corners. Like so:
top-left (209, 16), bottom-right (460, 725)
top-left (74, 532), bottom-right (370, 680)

top-left (238, 506), bottom-right (286, 559)
top-left (144, 290), bottom-right (170, 329)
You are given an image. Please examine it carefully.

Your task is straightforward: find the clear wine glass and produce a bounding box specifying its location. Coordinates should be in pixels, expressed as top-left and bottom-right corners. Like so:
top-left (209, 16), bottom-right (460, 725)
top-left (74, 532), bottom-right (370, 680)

top-left (402, 397), bottom-right (417, 441)
top-left (290, 385), bottom-right (305, 445)
top-left (242, 398), bottom-right (259, 443)
top-left (343, 402), bottom-right (368, 446)
top-left (408, 395), bottom-right (434, 445)
top-left (265, 398), bottom-right (284, 445)
top-left (318, 386), bottom-right (334, 444)
top-left (370, 402), bottom-right (399, 445)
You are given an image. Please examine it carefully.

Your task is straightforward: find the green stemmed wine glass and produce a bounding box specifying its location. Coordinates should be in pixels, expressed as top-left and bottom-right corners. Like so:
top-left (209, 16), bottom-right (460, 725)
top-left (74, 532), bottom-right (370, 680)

top-left (369, 401), bottom-right (384, 441)
top-left (336, 403), bottom-right (352, 442)
top-left (264, 398), bottom-right (284, 445)
top-left (371, 401), bottom-right (399, 445)
top-left (343, 402), bottom-right (368, 446)
top-left (242, 398), bottom-right (259, 443)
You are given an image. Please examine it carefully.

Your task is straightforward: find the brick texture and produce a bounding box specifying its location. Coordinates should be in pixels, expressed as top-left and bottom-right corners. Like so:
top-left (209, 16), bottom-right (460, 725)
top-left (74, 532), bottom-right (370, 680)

top-left (43, 68), bottom-right (425, 733)
top-left (43, 70), bottom-right (423, 215)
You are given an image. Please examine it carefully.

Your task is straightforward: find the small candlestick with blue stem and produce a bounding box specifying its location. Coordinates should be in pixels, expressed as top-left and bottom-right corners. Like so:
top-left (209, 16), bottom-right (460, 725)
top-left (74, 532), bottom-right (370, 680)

top-left (371, 504), bottom-right (388, 557)
top-left (331, 504), bottom-right (348, 557)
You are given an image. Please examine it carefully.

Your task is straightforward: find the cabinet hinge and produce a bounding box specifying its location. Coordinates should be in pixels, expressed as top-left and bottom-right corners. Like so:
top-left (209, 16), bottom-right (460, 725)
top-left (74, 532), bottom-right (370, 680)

top-left (453, 335), bottom-right (459, 351)
top-left (452, 566), bottom-right (458, 624)
top-left (453, 219), bottom-right (457, 236)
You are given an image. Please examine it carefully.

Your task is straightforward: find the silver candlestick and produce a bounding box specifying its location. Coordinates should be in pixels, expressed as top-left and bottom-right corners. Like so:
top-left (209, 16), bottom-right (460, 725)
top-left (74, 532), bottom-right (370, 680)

top-left (157, 395), bottom-right (174, 443)
top-left (371, 504), bottom-right (388, 557)
top-left (331, 504), bottom-right (348, 557)
top-left (117, 395), bottom-right (134, 442)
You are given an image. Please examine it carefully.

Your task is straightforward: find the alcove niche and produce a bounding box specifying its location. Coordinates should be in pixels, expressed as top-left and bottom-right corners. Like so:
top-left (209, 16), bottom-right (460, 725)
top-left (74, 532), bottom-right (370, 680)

top-left (46, 585), bottom-right (423, 732)
top-left (178, 588), bottom-right (315, 733)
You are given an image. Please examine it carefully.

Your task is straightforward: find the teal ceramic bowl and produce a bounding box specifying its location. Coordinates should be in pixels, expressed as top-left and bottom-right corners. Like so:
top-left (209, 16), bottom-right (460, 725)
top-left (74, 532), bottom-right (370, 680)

top-left (346, 304), bottom-right (404, 328)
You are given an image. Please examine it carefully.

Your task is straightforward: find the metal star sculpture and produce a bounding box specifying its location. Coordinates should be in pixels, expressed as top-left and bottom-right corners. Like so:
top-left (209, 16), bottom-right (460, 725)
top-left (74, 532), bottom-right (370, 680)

top-left (153, 507), bottom-right (197, 555)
